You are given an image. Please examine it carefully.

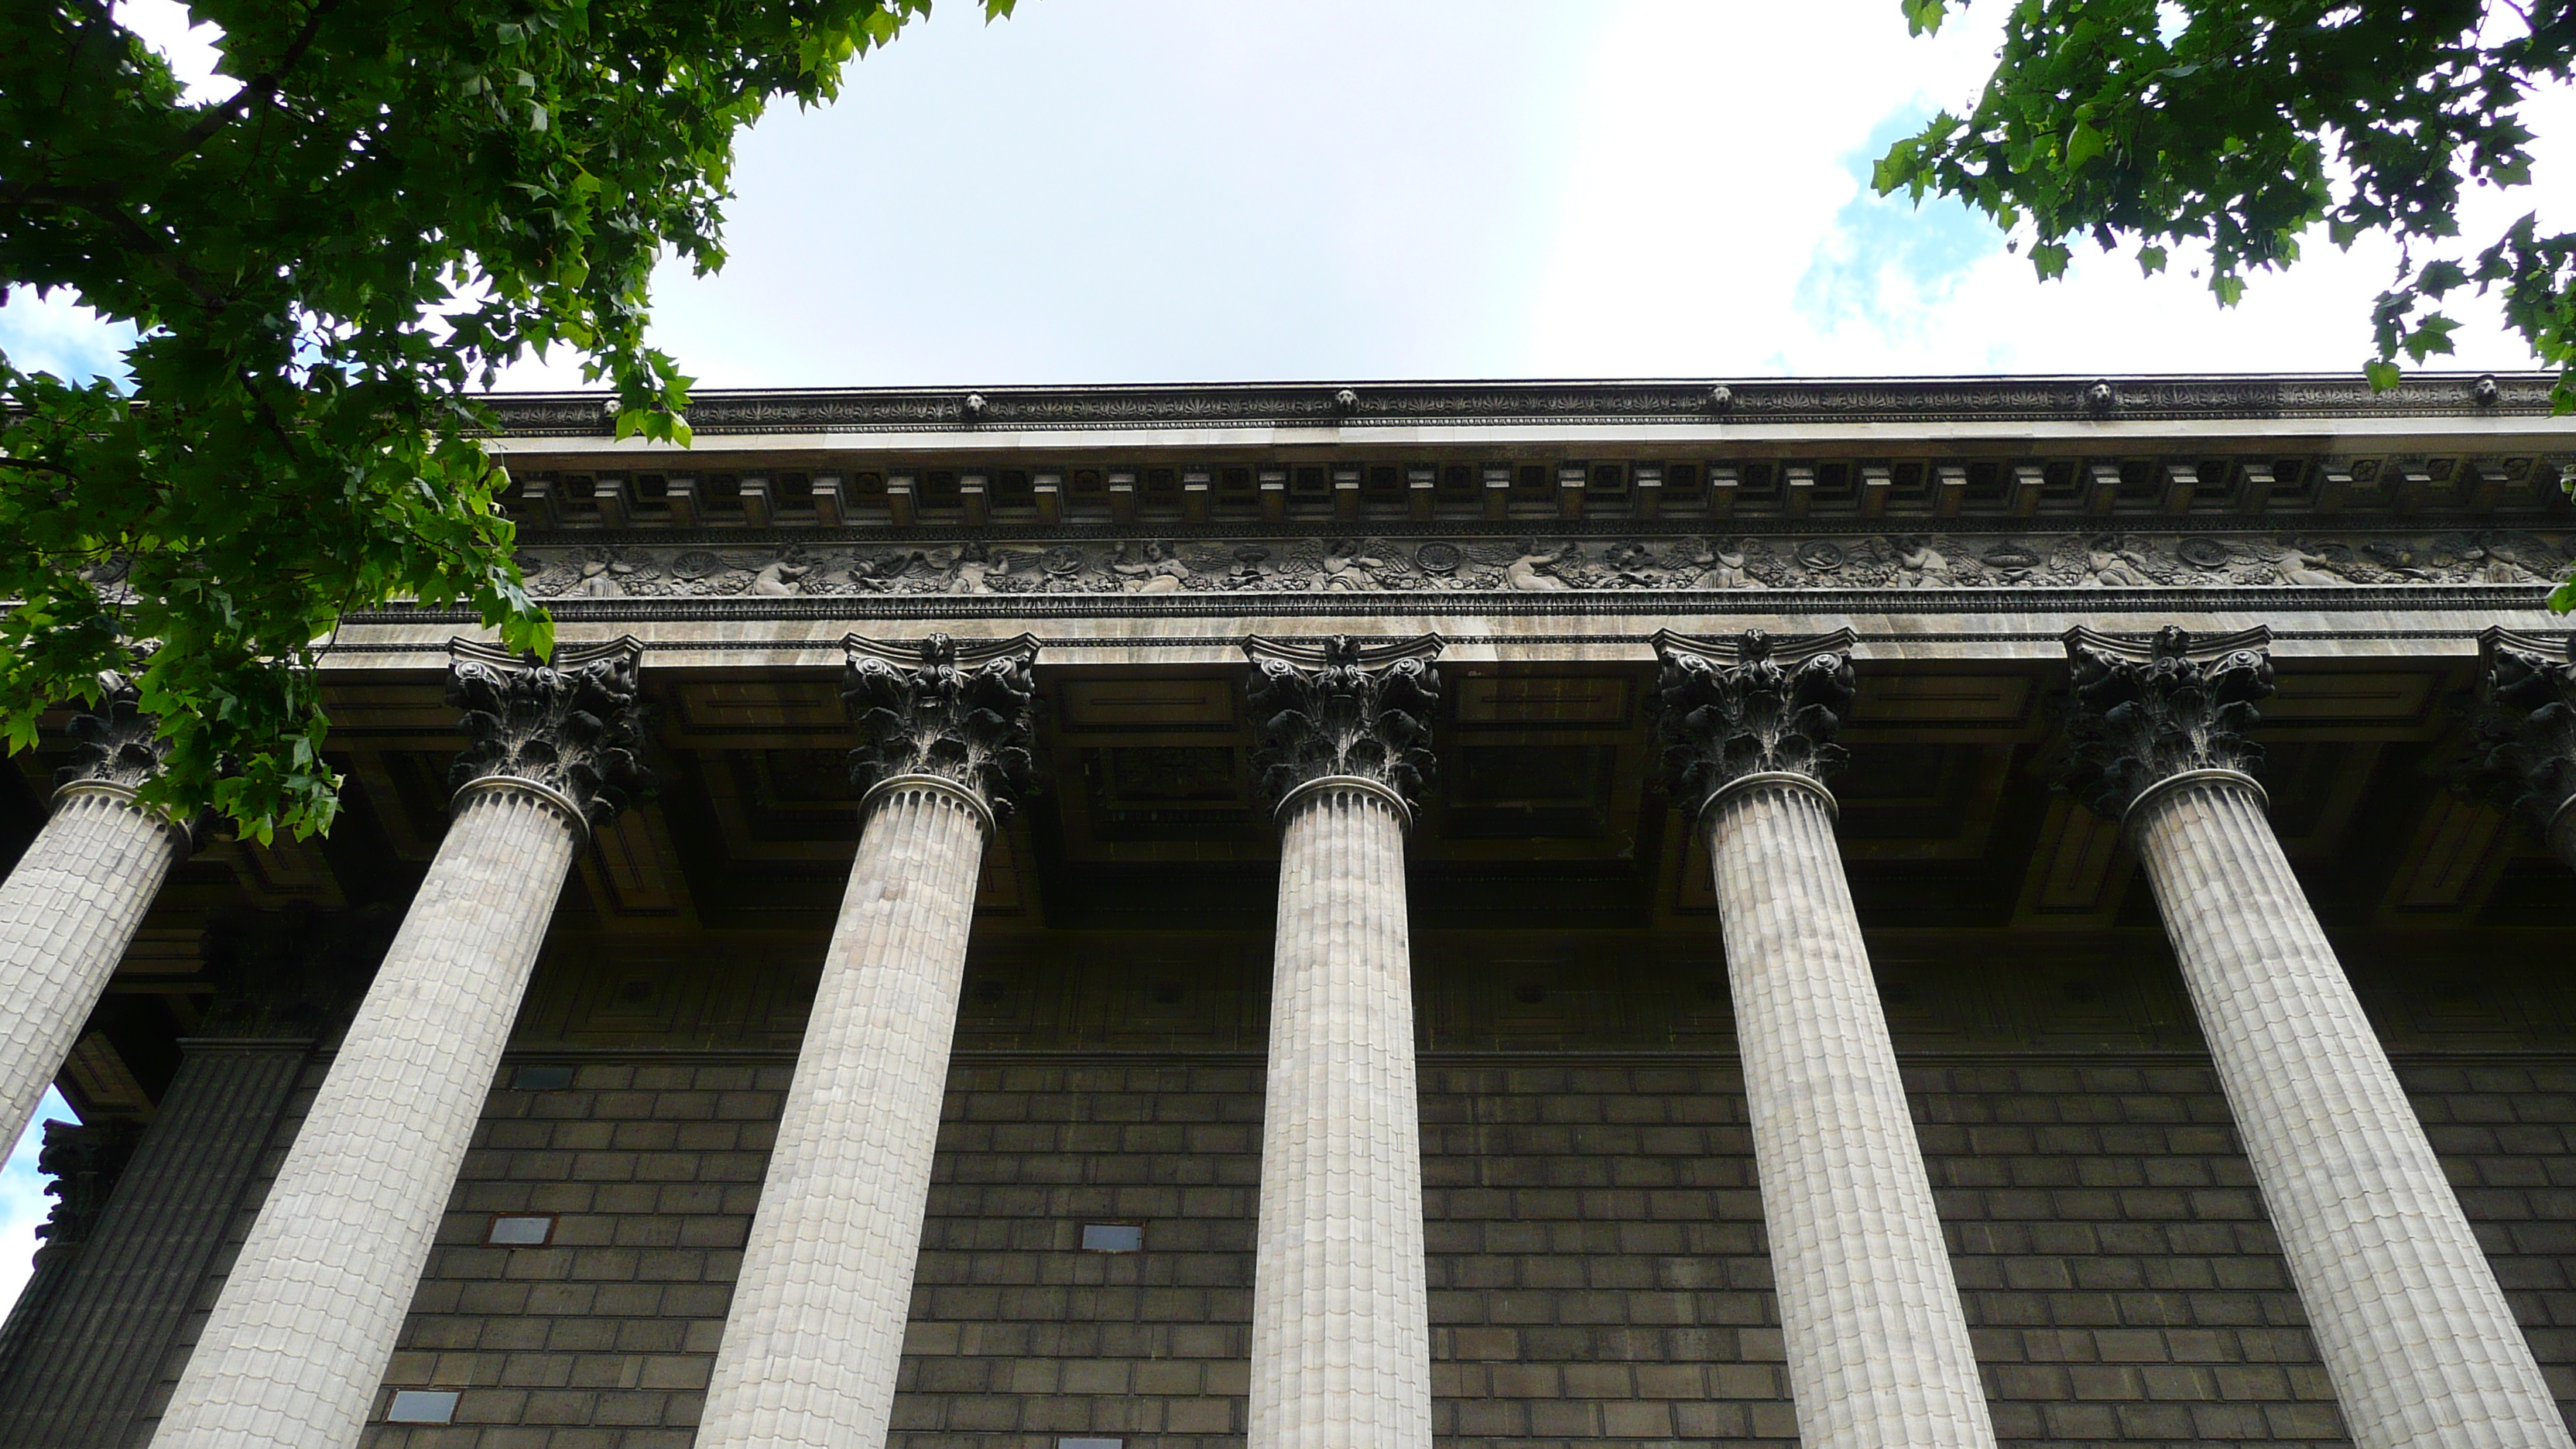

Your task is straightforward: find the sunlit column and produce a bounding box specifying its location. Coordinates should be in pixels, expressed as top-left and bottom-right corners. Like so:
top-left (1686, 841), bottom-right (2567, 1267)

top-left (2065, 624), bottom-right (2571, 1449)
top-left (0, 681), bottom-right (192, 1151)
top-left (154, 639), bottom-right (649, 1449)
top-left (695, 632), bottom-right (1040, 1449)
top-left (1242, 634), bottom-right (1443, 1449)
top-left (1654, 628), bottom-right (1996, 1449)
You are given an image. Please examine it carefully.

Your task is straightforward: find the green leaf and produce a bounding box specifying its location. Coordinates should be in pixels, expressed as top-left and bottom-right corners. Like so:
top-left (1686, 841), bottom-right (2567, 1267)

top-left (0, 0), bottom-right (985, 840)
top-left (2363, 359), bottom-right (2404, 392)
top-left (2065, 119), bottom-right (2105, 170)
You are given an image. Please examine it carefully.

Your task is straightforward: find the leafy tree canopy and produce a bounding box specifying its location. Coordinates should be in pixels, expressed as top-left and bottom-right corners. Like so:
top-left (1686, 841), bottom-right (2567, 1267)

top-left (0, 0), bottom-right (1009, 842)
top-left (1877, 0), bottom-right (2576, 601)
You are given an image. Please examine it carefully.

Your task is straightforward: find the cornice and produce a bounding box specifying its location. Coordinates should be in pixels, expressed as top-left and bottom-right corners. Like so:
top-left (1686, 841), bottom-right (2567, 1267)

top-left (478, 372), bottom-right (2570, 438)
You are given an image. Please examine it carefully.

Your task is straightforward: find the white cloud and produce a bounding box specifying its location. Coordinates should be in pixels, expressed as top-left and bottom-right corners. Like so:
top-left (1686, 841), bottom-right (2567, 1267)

top-left (1524, 0), bottom-right (2576, 379)
top-left (0, 288), bottom-right (135, 385)
top-left (12, 2), bottom-right (2571, 392)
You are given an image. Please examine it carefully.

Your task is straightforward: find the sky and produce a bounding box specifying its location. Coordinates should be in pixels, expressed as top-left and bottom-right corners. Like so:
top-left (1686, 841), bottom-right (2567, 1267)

top-left (2, 0), bottom-right (2573, 1312)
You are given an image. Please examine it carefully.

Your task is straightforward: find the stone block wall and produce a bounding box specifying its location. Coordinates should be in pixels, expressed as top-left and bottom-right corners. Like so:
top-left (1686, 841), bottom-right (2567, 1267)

top-left (895, 1062), bottom-right (1262, 1449)
top-left (101, 1045), bottom-right (2576, 1448)
top-left (362, 1061), bottom-right (782, 1448)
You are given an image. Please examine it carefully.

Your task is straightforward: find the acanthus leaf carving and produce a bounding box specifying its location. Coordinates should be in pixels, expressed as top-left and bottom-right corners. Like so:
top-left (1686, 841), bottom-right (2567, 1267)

top-left (1243, 634), bottom-right (1444, 810)
top-left (842, 632), bottom-right (1040, 820)
top-left (58, 666), bottom-right (167, 793)
top-left (2060, 625), bottom-right (2274, 820)
top-left (447, 637), bottom-right (653, 831)
top-left (1651, 629), bottom-right (1857, 814)
top-left (2459, 626), bottom-right (2576, 847)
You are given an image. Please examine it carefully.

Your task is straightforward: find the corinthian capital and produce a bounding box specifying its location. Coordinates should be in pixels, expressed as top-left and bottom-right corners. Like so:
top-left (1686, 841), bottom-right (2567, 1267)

top-left (1243, 635), bottom-right (1444, 812)
top-left (2060, 625), bottom-right (2273, 820)
top-left (447, 637), bottom-right (652, 831)
top-left (57, 670), bottom-right (166, 794)
top-left (1652, 629), bottom-right (1856, 816)
top-left (843, 632), bottom-right (1041, 820)
top-left (2460, 627), bottom-right (2576, 844)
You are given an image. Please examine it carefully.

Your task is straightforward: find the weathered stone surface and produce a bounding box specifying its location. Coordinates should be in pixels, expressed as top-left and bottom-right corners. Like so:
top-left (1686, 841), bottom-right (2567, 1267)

top-left (1652, 627), bottom-right (1855, 809)
top-left (1243, 633), bottom-right (1442, 809)
top-left (2462, 625), bottom-right (2576, 868)
top-left (1656, 629), bottom-right (1995, 1449)
top-left (448, 637), bottom-right (652, 831)
top-left (0, 680), bottom-right (189, 1150)
top-left (155, 642), bottom-right (648, 1449)
top-left (2060, 625), bottom-right (2273, 821)
top-left (0, 1041), bottom-right (307, 1447)
top-left (695, 634), bottom-right (1036, 1449)
top-left (1252, 782), bottom-right (1433, 1449)
top-left (844, 631), bottom-right (1040, 817)
top-left (2068, 626), bottom-right (2573, 1449)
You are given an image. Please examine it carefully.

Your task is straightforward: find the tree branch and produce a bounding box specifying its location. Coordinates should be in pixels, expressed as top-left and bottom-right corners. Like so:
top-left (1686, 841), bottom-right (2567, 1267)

top-left (163, 0), bottom-right (345, 166)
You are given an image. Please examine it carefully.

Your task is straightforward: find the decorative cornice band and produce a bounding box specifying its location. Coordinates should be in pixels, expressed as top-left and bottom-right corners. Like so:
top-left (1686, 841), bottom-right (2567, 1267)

top-left (452, 772), bottom-right (594, 840)
top-left (1274, 773), bottom-right (1414, 833)
top-left (478, 372), bottom-right (2567, 438)
top-left (858, 771), bottom-right (999, 841)
top-left (1698, 770), bottom-right (1841, 828)
top-left (2121, 768), bottom-right (2270, 828)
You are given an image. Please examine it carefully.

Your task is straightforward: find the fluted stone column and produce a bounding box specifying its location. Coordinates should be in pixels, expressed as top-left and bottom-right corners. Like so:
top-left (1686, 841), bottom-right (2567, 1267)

top-left (1242, 634), bottom-right (1442, 1449)
top-left (1, 680), bottom-right (193, 1149)
top-left (1654, 629), bottom-right (1995, 1449)
top-left (0, 1039), bottom-right (310, 1446)
top-left (2462, 625), bottom-right (2576, 871)
top-left (2064, 625), bottom-right (2571, 1449)
top-left (697, 632), bottom-right (1040, 1449)
top-left (153, 638), bottom-right (648, 1449)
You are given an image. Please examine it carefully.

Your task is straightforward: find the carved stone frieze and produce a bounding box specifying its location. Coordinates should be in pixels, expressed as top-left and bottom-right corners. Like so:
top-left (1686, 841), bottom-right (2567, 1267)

top-left (2459, 627), bottom-right (2576, 848)
top-left (842, 632), bottom-right (1040, 820)
top-left (1652, 629), bottom-right (1858, 816)
top-left (2060, 625), bottom-right (2275, 820)
top-left (57, 672), bottom-right (166, 793)
top-left (446, 638), bottom-right (652, 831)
top-left (508, 528), bottom-right (2569, 602)
top-left (1242, 635), bottom-right (1444, 811)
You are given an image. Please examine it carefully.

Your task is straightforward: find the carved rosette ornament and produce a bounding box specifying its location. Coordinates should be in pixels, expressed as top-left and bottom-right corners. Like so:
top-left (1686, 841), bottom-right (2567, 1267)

top-left (2461, 626), bottom-right (2576, 865)
top-left (446, 638), bottom-right (653, 833)
top-left (842, 632), bottom-right (1041, 831)
top-left (1652, 629), bottom-right (1858, 817)
top-left (2060, 625), bottom-right (2274, 821)
top-left (1242, 634), bottom-right (1444, 820)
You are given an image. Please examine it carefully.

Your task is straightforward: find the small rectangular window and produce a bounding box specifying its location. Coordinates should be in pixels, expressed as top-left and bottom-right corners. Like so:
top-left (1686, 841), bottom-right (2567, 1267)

top-left (486, 1214), bottom-right (556, 1246)
top-left (385, 1389), bottom-right (459, 1424)
top-left (1058, 1440), bottom-right (1124, 1449)
top-left (512, 1064), bottom-right (575, 1091)
top-left (1080, 1223), bottom-right (1143, 1253)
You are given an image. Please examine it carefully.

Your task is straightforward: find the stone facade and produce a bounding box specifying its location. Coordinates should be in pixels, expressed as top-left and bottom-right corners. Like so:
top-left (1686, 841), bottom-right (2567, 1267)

top-left (0, 374), bottom-right (2572, 1449)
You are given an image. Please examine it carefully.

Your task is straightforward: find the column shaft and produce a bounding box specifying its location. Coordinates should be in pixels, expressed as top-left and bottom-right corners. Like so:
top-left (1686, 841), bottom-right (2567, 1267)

top-left (1249, 783), bottom-right (1430, 1449)
top-left (1703, 779), bottom-right (1995, 1449)
top-left (0, 1039), bottom-right (309, 1447)
top-left (152, 786), bottom-right (581, 1449)
top-left (2131, 777), bottom-right (2572, 1449)
top-left (0, 788), bottom-right (185, 1146)
top-left (695, 780), bottom-right (990, 1449)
